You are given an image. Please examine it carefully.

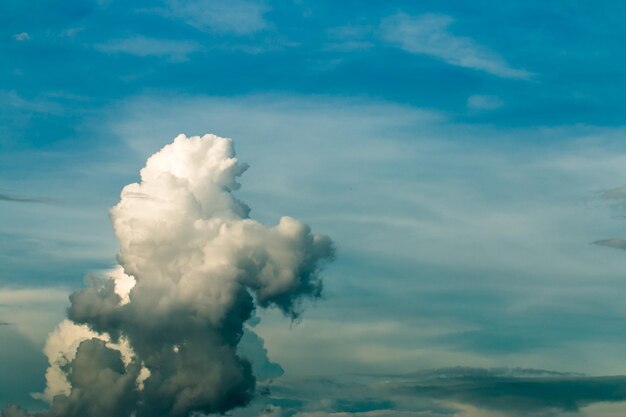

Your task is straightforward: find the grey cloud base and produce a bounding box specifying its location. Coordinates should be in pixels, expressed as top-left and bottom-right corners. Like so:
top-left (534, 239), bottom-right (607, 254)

top-left (3, 134), bottom-right (334, 417)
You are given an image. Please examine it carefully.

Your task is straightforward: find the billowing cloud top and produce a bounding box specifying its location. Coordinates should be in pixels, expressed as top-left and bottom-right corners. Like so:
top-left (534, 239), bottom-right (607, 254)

top-left (15, 134), bottom-right (334, 417)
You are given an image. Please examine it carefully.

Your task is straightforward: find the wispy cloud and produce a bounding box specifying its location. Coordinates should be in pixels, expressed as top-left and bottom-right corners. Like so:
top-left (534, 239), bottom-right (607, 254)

top-left (467, 94), bottom-right (503, 110)
top-left (13, 32), bottom-right (30, 42)
top-left (0, 193), bottom-right (54, 204)
top-left (592, 239), bottom-right (626, 250)
top-left (380, 13), bottom-right (533, 80)
top-left (95, 36), bottom-right (201, 62)
top-left (591, 185), bottom-right (626, 250)
top-left (108, 94), bottom-right (626, 378)
top-left (241, 368), bottom-right (626, 417)
top-left (165, 0), bottom-right (269, 35)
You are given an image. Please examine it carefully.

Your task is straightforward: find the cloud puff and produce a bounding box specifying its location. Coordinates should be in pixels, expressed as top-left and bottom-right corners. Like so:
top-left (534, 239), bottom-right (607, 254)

top-left (380, 13), bottom-right (532, 80)
top-left (14, 134), bottom-right (333, 417)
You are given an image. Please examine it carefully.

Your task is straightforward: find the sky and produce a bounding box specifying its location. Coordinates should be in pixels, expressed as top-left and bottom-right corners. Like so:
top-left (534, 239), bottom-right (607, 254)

top-left (2, 1), bottom-right (626, 416)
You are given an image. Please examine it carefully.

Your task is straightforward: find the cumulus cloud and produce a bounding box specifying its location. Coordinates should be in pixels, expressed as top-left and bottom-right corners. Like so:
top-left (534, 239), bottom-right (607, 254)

top-left (1, 405), bottom-right (29, 417)
top-left (380, 13), bottom-right (532, 80)
top-left (8, 134), bottom-right (333, 417)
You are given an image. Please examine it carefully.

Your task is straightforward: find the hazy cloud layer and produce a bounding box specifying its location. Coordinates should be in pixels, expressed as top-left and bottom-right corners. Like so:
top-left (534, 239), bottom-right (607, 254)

top-left (165, 0), bottom-right (269, 35)
top-left (105, 94), bottom-right (626, 379)
top-left (0, 193), bottom-right (52, 204)
top-left (592, 238), bottom-right (626, 250)
top-left (230, 368), bottom-right (626, 417)
top-left (12, 32), bottom-right (29, 42)
top-left (95, 36), bottom-right (201, 62)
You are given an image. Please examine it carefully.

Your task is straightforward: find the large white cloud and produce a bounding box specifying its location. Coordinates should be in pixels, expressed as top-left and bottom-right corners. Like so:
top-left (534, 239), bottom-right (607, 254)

top-left (28, 134), bottom-right (334, 417)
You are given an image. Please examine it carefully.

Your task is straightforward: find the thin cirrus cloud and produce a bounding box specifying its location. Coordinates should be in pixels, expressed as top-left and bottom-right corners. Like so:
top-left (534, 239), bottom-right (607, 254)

top-left (104, 94), bottom-right (626, 379)
top-left (94, 36), bottom-right (201, 62)
top-left (380, 13), bottom-right (533, 80)
top-left (466, 94), bottom-right (503, 111)
top-left (165, 0), bottom-right (269, 35)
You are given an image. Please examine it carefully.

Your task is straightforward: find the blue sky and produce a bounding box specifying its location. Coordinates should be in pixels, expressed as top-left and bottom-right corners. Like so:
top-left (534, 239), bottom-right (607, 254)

top-left (3, 1), bottom-right (626, 416)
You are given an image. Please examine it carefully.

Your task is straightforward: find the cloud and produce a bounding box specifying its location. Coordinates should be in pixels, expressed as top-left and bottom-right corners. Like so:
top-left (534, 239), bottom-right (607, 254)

top-left (94, 36), bottom-right (201, 62)
top-left (403, 368), bottom-right (626, 414)
top-left (1, 404), bottom-right (30, 417)
top-left (48, 339), bottom-right (140, 417)
top-left (165, 0), bottom-right (269, 35)
top-left (325, 25), bottom-right (375, 51)
top-left (12, 33), bottom-right (30, 42)
top-left (246, 368), bottom-right (626, 417)
top-left (592, 239), bottom-right (626, 250)
top-left (599, 185), bottom-right (626, 200)
top-left (0, 193), bottom-right (53, 204)
top-left (7, 93), bottom-right (626, 414)
top-left (104, 94), bottom-right (626, 379)
top-left (380, 13), bottom-right (532, 80)
top-left (590, 185), bottom-right (626, 251)
top-left (238, 327), bottom-right (284, 381)
top-left (0, 91), bottom-right (63, 115)
top-left (466, 95), bottom-right (503, 111)
top-left (0, 325), bottom-right (50, 413)
top-left (17, 134), bottom-right (334, 417)
top-left (0, 287), bottom-right (69, 346)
